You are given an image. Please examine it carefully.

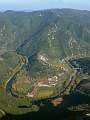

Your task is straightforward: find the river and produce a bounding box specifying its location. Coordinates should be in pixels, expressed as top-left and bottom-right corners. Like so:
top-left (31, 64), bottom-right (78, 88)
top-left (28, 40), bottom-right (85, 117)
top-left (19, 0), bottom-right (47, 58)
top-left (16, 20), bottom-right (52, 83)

top-left (4, 57), bottom-right (90, 120)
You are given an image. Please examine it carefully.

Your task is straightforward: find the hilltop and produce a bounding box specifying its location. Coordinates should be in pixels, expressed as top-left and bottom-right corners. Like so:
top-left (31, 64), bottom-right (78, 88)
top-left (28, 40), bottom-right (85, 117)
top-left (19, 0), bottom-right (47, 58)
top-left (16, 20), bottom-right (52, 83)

top-left (0, 9), bottom-right (90, 117)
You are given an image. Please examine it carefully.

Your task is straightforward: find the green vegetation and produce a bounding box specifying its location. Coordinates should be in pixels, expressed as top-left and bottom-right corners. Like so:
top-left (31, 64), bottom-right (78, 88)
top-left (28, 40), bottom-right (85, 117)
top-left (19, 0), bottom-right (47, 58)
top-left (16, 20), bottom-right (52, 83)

top-left (0, 52), bottom-right (20, 85)
top-left (0, 9), bottom-right (90, 58)
top-left (0, 86), bottom-right (39, 115)
top-left (36, 87), bottom-right (56, 99)
top-left (0, 8), bottom-right (90, 116)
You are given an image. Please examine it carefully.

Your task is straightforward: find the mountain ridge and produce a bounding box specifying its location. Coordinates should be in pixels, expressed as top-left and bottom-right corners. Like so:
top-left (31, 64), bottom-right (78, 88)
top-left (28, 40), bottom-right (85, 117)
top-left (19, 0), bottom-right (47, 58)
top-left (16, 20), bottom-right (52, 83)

top-left (0, 8), bottom-right (90, 116)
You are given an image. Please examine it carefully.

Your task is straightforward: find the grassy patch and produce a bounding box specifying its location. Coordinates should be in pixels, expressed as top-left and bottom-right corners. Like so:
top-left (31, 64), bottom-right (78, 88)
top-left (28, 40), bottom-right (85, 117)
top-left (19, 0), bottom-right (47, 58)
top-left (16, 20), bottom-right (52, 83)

top-left (0, 86), bottom-right (38, 115)
top-left (36, 87), bottom-right (55, 99)
top-left (0, 52), bottom-right (20, 84)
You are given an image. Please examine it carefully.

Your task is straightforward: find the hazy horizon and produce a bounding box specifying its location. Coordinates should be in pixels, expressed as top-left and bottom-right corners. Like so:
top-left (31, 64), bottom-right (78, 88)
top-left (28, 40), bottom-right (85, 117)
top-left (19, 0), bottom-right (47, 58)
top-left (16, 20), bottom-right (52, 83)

top-left (0, 0), bottom-right (90, 12)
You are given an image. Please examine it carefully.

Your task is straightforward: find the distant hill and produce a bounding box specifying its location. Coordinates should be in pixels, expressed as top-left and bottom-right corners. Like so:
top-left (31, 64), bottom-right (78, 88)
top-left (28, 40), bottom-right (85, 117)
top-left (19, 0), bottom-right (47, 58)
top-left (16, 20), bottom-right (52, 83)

top-left (0, 9), bottom-right (90, 116)
top-left (0, 8), bottom-right (90, 59)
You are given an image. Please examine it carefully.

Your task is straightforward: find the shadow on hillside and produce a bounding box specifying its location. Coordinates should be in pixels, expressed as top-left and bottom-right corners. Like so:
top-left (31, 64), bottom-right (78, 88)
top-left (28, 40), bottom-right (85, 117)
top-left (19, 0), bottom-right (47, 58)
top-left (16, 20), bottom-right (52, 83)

top-left (1, 92), bottom-right (90, 120)
top-left (1, 107), bottom-right (90, 120)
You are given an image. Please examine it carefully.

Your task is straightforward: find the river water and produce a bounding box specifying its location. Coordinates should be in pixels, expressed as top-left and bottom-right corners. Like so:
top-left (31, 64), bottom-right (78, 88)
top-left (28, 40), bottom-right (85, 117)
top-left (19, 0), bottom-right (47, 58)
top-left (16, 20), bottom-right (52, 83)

top-left (3, 58), bottom-right (90, 120)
